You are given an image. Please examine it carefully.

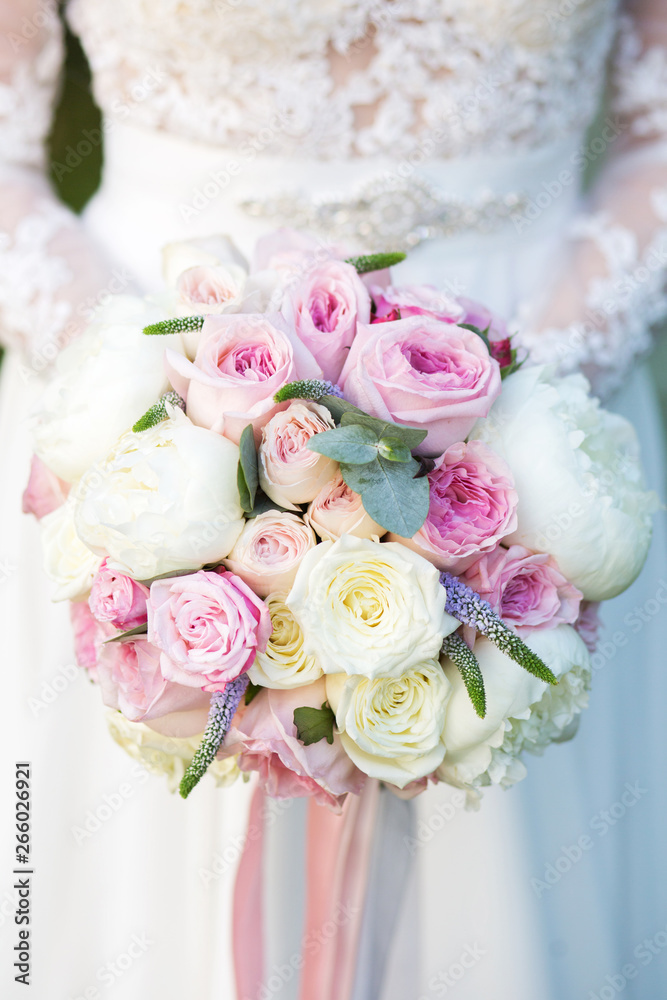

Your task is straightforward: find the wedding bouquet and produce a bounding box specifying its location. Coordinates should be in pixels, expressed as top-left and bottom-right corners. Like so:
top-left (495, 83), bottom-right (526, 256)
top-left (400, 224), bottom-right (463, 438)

top-left (25, 230), bottom-right (656, 806)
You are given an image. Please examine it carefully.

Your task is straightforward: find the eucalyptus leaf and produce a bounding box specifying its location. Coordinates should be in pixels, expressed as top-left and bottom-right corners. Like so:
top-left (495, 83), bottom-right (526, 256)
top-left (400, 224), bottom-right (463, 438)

top-left (237, 424), bottom-right (259, 514)
top-left (319, 394), bottom-right (365, 424)
top-left (105, 623), bottom-right (149, 643)
top-left (294, 703), bottom-right (336, 746)
top-left (377, 436), bottom-right (412, 462)
top-left (341, 455), bottom-right (430, 537)
top-left (307, 424), bottom-right (380, 464)
top-left (340, 411), bottom-right (427, 449)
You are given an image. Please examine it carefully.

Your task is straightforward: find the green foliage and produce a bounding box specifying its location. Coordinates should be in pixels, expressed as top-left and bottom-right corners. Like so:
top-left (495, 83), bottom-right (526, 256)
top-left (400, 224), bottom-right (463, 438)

top-left (294, 703), bottom-right (336, 746)
top-left (345, 252), bottom-right (407, 274)
top-left (143, 316), bottom-right (205, 336)
top-left (442, 632), bottom-right (486, 718)
top-left (237, 424), bottom-right (259, 513)
top-left (132, 391), bottom-right (185, 433)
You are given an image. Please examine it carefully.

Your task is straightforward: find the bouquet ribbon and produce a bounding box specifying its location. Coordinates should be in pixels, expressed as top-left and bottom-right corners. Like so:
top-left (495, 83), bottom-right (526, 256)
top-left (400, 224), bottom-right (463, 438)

top-left (233, 780), bottom-right (381, 1000)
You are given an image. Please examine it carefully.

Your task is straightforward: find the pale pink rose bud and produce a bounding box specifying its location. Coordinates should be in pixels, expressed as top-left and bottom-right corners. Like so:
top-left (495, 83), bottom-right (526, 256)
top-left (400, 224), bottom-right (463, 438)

top-left (166, 313), bottom-right (321, 445)
top-left (305, 473), bottom-right (385, 542)
top-left (258, 402), bottom-right (338, 510)
top-left (224, 511), bottom-right (317, 598)
top-left (389, 441), bottom-right (518, 573)
top-left (147, 569), bottom-right (272, 692)
top-left (462, 544), bottom-right (582, 631)
top-left (89, 558), bottom-right (150, 631)
top-left (70, 602), bottom-right (111, 677)
top-left (282, 259), bottom-right (371, 381)
top-left (573, 601), bottom-right (602, 653)
top-left (22, 455), bottom-right (69, 520)
top-left (96, 637), bottom-right (211, 722)
top-left (370, 284), bottom-right (465, 323)
top-left (176, 264), bottom-right (245, 312)
top-left (340, 316), bottom-right (502, 456)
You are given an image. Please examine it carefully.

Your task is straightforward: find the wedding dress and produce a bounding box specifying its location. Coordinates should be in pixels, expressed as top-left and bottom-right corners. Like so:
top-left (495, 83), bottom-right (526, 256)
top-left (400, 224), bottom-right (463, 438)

top-left (1, 1), bottom-right (666, 998)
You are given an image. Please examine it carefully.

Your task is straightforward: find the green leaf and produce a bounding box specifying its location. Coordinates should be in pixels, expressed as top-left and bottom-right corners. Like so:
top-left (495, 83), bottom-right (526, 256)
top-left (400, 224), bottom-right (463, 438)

top-left (339, 411), bottom-right (427, 450)
top-left (294, 703), bottom-right (336, 746)
top-left (273, 379), bottom-right (340, 403)
top-left (143, 315), bottom-right (205, 336)
top-left (138, 567), bottom-right (202, 587)
top-left (377, 436), bottom-right (412, 462)
top-left (245, 681), bottom-right (262, 706)
top-left (237, 424), bottom-right (259, 514)
top-left (341, 455), bottom-right (430, 537)
top-left (442, 632), bottom-right (486, 719)
top-left (105, 623), bottom-right (148, 643)
top-left (500, 348), bottom-right (523, 380)
top-left (245, 491), bottom-right (292, 519)
top-left (132, 391), bottom-right (185, 433)
top-left (345, 252), bottom-right (407, 274)
top-left (307, 424), bottom-right (379, 464)
top-left (459, 322), bottom-right (491, 351)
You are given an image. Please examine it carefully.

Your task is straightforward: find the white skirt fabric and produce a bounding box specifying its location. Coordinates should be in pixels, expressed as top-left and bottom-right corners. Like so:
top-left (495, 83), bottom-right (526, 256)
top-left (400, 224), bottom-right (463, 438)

top-left (1, 121), bottom-right (666, 1000)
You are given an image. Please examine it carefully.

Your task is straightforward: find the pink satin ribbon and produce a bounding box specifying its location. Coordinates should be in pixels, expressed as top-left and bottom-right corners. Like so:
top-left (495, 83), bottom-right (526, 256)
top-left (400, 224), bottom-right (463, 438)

top-left (232, 780), bottom-right (381, 1000)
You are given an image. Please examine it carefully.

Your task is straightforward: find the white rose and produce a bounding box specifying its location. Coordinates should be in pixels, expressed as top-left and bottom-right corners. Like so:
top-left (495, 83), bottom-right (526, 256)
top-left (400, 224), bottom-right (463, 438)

top-left (471, 366), bottom-right (656, 600)
top-left (73, 411), bottom-right (244, 580)
top-left (161, 236), bottom-right (248, 288)
top-left (438, 625), bottom-right (591, 789)
top-left (248, 593), bottom-right (323, 689)
top-left (325, 661), bottom-right (451, 787)
top-left (287, 536), bottom-right (459, 678)
top-left (41, 502), bottom-right (101, 601)
top-left (258, 402), bottom-right (338, 510)
top-left (31, 296), bottom-right (180, 483)
top-left (305, 473), bottom-right (385, 542)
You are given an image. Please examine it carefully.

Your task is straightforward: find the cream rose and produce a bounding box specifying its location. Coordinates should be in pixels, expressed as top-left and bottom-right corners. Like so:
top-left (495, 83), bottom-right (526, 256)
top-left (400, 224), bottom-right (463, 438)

top-left (248, 593), bottom-right (323, 689)
top-left (31, 296), bottom-right (179, 483)
top-left (41, 502), bottom-right (101, 601)
top-left (325, 661), bottom-right (451, 787)
top-left (224, 512), bottom-right (317, 599)
top-left (73, 411), bottom-right (245, 580)
top-left (258, 402), bottom-right (338, 510)
top-left (305, 473), bottom-right (385, 542)
top-left (287, 536), bottom-right (458, 679)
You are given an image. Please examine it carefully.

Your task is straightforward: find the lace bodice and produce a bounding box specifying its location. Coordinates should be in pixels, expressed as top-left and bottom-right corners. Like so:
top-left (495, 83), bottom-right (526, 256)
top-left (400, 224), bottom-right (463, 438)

top-left (67, 0), bottom-right (619, 159)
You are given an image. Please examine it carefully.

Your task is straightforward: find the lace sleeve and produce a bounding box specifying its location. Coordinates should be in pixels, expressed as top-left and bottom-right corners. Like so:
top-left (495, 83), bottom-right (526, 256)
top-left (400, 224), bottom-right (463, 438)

top-left (0, 0), bottom-right (113, 364)
top-left (517, 0), bottom-right (667, 400)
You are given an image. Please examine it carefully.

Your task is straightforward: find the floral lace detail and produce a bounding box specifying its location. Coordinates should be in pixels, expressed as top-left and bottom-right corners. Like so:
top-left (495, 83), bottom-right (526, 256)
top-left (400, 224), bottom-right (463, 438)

top-left (0, 197), bottom-right (75, 359)
top-left (67, 0), bottom-right (618, 159)
top-left (517, 194), bottom-right (667, 399)
top-left (613, 13), bottom-right (667, 139)
top-left (0, 19), bottom-right (63, 168)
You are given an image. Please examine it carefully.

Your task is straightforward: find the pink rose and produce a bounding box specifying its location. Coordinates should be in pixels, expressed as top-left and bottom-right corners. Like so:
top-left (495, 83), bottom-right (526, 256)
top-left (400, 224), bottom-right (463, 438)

top-left (89, 558), bottom-right (149, 631)
top-left (305, 473), bottom-right (385, 542)
top-left (340, 316), bottom-right (502, 456)
top-left (258, 401), bottom-right (338, 510)
top-left (574, 601), bottom-right (602, 654)
top-left (166, 313), bottom-right (321, 444)
top-left (222, 679), bottom-right (366, 810)
top-left (282, 259), bottom-right (371, 380)
top-left (70, 601), bottom-right (108, 676)
top-left (371, 284), bottom-right (464, 324)
top-left (463, 544), bottom-right (582, 630)
top-left (22, 456), bottom-right (68, 520)
top-left (96, 637), bottom-right (211, 722)
top-left (389, 441), bottom-right (518, 573)
top-left (224, 511), bottom-right (317, 598)
top-left (456, 297), bottom-right (508, 340)
top-left (147, 569), bottom-right (272, 692)
top-left (251, 228), bottom-right (331, 274)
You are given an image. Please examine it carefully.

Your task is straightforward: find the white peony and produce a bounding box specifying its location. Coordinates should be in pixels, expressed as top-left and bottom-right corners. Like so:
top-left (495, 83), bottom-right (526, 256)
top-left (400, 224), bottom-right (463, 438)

top-left (31, 295), bottom-right (180, 483)
top-left (438, 625), bottom-right (591, 790)
top-left (326, 661), bottom-right (452, 788)
top-left (471, 366), bottom-right (656, 601)
top-left (287, 536), bottom-right (459, 679)
top-left (72, 411), bottom-right (245, 581)
top-left (41, 501), bottom-right (102, 601)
